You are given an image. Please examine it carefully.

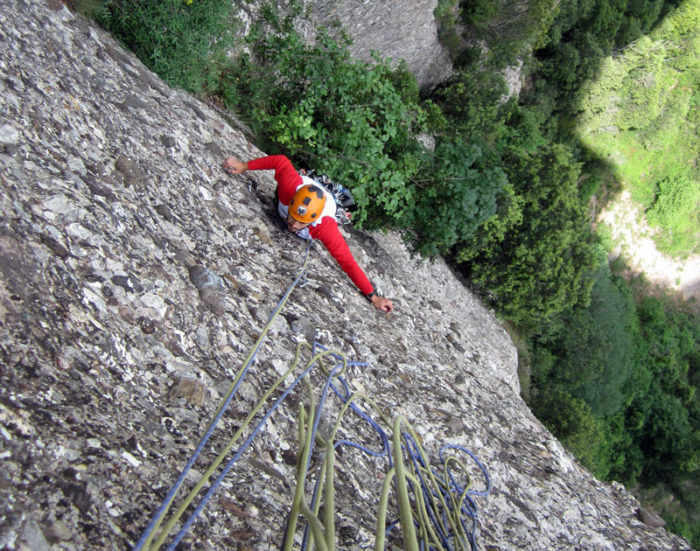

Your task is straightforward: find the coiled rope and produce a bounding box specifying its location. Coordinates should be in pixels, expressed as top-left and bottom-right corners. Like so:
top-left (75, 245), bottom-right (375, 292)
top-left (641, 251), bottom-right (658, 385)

top-left (133, 240), bottom-right (491, 551)
top-left (286, 344), bottom-right (491, 551)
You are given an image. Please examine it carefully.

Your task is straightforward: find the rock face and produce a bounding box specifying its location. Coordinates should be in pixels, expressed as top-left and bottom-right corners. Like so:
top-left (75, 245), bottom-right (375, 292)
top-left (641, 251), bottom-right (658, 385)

top-left (0, 1), bottom-right (691, 550)
top-left (307, 0), bottom-right (454, 91)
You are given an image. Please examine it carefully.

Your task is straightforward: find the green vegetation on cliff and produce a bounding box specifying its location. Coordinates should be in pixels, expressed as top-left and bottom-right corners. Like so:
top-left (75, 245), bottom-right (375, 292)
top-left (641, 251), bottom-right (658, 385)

top-left (576, 0), bottom-right (700, 255)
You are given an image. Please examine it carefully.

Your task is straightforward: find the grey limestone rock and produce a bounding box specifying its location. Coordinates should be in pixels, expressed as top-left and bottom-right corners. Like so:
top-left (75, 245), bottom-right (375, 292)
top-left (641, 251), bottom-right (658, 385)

top-left (307, 0), bottom-right (454, 91)
top-left (0, 1), bottom-right (691, 551)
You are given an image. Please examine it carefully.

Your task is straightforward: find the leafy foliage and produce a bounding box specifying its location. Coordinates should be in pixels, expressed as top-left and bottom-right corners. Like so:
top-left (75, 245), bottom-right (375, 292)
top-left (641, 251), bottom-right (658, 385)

top-left (646, 175), bottom-right (700, 255)
top-left (409, 141), bottom-right (506, 256)
top-left (528, 267), bottom-right (641, 474)
top-left (457, 0), bottom-right (560, 66)
top-left (458, 144), bottom-right (599, 327)
top-left (535, 267), bottom-right (638, 416)
top-left (220, 29), bottom-right (435, 229)
top-left (531, 389), bottom-right (610, 474)
top-left (530, 278), bottom-right (700, 541)
top-left (95, 0), bottom-right (237, 93)
top-left (435, 0), bottom-right (463, 61)
top-left (433, 69), bottom-right (511, 141)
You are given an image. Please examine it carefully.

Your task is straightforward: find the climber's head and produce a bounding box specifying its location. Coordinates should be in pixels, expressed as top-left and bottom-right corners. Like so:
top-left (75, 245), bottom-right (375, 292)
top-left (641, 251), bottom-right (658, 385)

top-left (287, 184), bottom-right (326, 231)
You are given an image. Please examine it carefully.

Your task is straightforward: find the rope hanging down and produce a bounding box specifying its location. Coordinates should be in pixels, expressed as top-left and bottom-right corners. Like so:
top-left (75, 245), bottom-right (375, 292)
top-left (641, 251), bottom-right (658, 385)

top-left (133, 241), bottom-right (315, 551)
top-left (133, 240), bottom-right (491, 550)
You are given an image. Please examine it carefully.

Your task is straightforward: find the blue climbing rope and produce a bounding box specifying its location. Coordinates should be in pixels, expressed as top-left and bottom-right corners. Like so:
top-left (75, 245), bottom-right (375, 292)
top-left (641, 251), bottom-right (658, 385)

top-left (133, 240), bottom-right (491, 551)
top-left (134, 242), bottom-right (314, 551)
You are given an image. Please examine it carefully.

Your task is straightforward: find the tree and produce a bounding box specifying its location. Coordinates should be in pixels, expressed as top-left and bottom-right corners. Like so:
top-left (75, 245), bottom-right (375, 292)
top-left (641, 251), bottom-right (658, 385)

top-left (531, 389), bottom-right (608, 473)
top-left (458, 143), bottom-right (598, 328)
top-left (640, 390), bottom-right (694, 479)
top-left (557, 269), bottom-right (637, 416)
top-left (646, 175), bottom-right (700, 255)
top-left (97, 0), bottom-right (236, 93)
top-left (409, 140), bottom-right (507, 256)
top-left (637, 296), bottom-right (697, 397)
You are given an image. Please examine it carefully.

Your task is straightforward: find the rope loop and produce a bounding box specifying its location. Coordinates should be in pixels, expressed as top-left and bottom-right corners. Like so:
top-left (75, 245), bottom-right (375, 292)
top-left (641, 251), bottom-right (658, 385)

top-left (133, 240), bottom-right (490, 551)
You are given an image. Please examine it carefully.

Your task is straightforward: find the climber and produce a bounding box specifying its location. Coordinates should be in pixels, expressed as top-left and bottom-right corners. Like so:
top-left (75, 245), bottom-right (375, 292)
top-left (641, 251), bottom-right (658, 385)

top-left (223, 155), bottom-right (394, 313)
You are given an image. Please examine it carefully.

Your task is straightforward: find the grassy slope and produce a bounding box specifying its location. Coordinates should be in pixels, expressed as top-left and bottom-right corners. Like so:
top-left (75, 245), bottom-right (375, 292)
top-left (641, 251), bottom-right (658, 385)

top-left (575, 0), bottom-right (700, 256)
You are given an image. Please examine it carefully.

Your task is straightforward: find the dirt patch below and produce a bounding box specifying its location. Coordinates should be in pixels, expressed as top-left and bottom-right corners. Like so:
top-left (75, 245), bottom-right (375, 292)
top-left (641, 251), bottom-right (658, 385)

top-left (598, 190), bottom-right (700, 303)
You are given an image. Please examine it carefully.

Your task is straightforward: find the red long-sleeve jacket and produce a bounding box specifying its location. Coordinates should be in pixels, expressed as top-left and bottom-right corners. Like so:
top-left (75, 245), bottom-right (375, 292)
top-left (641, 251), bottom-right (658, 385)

top-left (247, 156), bottom-right (374, 296)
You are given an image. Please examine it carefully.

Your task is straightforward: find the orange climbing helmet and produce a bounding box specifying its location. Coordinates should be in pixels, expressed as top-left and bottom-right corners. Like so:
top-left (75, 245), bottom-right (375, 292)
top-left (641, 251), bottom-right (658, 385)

top-left (289, 184), bottom-right (327, 224)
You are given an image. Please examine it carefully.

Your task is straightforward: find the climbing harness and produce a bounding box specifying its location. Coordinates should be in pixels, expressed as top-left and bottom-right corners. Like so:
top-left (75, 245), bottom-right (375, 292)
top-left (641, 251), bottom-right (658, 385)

top-left (133, 240), bottom-right (491, 551)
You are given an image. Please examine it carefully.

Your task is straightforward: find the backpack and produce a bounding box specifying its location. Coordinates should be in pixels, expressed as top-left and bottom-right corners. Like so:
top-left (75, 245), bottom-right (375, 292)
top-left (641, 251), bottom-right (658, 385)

top-left (300, 169), bottom-right (355, 225)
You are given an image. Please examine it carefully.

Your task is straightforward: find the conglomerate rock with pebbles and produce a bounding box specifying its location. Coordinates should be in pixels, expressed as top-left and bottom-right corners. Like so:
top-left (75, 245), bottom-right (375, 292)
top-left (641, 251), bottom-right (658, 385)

top-left (0, 1), bottom-right (691, 550)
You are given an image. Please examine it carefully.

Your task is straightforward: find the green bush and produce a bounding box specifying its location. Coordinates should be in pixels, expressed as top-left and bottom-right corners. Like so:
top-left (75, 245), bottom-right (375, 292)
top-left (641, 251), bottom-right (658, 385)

top-left (96, 0), bottom-right (237, 93)
top-left (434, 68), bottom-right (510, 142)
top-left (458, 0), bottom-right (558, 66)
top-left (458, 143), bottom-right (599, 328)
top-left (409, 140), bottom-right (507, 256)
top-left (529, 276), bottom-right (700, 490)
top-left (555, 268), bottom-right (637, 416)
top-left (646, 175), bottom-right (700, 255)
top-left (530, 388), bottom-right (609, 474)
top-left (72, 0), bottom-right (110, 18)
top-left (221, 30), bottom-right (437, 229)
top-left (435, 0), bottom-right (462, 61)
